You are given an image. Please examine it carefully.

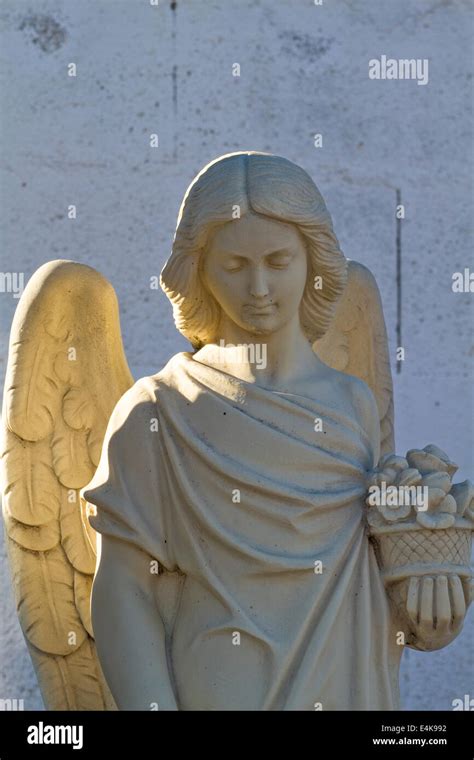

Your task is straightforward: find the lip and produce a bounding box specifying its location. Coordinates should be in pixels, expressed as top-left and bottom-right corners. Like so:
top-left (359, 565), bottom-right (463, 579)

top-left (246, 304), bottom-right (276, 315)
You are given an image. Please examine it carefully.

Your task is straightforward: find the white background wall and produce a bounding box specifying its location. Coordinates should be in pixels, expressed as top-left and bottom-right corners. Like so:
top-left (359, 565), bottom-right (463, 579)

top-left (0, 0), bottom-right (472, 710)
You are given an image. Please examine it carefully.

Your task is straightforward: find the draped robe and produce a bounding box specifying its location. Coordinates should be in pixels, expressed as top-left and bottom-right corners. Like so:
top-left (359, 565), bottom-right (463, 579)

top-left (84, 351), bottom-right (402, 710)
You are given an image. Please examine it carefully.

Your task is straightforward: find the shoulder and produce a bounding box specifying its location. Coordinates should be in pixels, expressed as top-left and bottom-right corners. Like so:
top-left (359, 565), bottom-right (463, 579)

top-left (106, 353), bottom-right (187, 438)
top-left (343, 373), bottom-right (380, 460)
top-left (346, 374), bottom-right (378, 420)
top-left (317, 361), bottom-right (373, 404)
top-left (325, 367), bottom-right (379, 431)
top-left (348, 374), bottom-right (379, 432)
top-left (106, 376), bottom-right (160, 440)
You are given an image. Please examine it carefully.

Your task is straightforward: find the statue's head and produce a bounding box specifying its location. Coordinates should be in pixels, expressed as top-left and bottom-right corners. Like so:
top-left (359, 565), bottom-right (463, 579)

top-left (160, 152), bottom-right (347, 349)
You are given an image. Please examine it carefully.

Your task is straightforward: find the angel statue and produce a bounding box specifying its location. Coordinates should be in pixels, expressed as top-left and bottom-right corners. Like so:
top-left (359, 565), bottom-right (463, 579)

top-left (1, 152), bottom-right (472, 711)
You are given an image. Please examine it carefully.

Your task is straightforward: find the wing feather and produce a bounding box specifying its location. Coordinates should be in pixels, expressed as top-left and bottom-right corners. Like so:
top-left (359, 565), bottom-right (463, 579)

top-left (1, 429), bottom-right (61, 526)
top-left (7, 541), bottom-right (86, 655)
top-left (3, 508), bottom-right (60, 552)
top-left (5, 340), bottom-right (61, 441)
top-left (74, 571), bottom-right (94, 638)
top-left (27, 638), bottom-right (115, 711)
top-left (60, 487), bottom-right (96, 575)
top-left (52, 419), bottom-right (95, 489)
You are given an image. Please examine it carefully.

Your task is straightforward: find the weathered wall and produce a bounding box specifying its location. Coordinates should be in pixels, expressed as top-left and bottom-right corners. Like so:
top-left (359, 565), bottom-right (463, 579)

top-left (0, 0), bottom-right (472, 710)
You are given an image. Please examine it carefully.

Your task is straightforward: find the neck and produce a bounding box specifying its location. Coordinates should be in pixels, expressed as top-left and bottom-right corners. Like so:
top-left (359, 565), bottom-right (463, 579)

top-left (195, 313), bottom-right (326, 389)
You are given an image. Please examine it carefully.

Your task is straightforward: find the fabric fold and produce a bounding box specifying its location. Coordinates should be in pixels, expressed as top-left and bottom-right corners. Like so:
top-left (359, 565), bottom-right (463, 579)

top-left (84, 351), bottom-right (402, 710)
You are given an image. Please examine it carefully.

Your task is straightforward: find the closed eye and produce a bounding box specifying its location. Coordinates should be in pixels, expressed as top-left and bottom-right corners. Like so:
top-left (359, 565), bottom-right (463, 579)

top-left (267, 252), bottom-right (293, 268)
top-left (223, 258), bottom-right (246, 272)
top-left (222, 251), bottom-right (294, 272)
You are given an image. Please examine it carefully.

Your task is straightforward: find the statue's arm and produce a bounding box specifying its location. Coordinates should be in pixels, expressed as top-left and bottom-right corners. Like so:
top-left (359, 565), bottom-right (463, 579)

top-left (366, 447), bottom-right (473, 652)
top-left (91, 533), bottom-right (178, 710)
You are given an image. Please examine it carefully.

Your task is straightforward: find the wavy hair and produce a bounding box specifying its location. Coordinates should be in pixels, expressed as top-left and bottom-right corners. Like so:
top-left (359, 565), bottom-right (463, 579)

top-left (160, 151), bottom-right (347, 348)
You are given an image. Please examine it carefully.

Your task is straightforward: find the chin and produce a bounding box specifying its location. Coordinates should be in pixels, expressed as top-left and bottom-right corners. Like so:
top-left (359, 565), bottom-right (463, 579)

top-left (240, 318), bottom-right (281, 336)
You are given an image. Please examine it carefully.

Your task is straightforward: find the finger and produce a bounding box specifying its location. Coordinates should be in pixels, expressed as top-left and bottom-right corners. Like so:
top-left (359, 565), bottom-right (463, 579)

top-left (448, 575), bottom-right (466, 629)
top-left (418, 577), bottom-right (435, 634)
top-left (434, 576), bottom-right (451, 633)
top-left (461, 577), bottom-right (473, 608)
top-left (406, 576), bottom-right (420, 626)
top-left (395, 579), bottom-right (408, 605)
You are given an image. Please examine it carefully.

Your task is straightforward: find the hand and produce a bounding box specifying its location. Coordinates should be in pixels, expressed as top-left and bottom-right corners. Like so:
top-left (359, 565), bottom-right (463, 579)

top-left (390, 574), bottom-right (470, 650)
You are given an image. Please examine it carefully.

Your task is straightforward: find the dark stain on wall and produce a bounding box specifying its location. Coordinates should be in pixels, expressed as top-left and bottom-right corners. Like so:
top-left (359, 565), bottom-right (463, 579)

top-left (19, 14), bottom-right (67, 53)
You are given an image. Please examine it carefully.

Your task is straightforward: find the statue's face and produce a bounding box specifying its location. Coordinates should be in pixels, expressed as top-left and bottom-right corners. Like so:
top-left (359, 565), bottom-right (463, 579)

top-left (201, 213), bottom-right (308, 337)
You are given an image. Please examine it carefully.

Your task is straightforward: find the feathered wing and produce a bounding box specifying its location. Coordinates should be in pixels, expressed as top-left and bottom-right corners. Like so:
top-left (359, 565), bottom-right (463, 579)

top-left (0, 260), bottom-right (134, 710)
top-left (313, 260), bottom-right (395, 456)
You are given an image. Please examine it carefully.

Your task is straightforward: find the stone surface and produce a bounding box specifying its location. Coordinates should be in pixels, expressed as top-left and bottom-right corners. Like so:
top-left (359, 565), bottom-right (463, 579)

top-left (0, 0), bottom-right (472, 710)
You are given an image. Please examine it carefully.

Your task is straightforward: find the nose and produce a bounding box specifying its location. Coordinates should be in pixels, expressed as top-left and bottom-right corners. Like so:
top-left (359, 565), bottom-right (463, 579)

top-left (248, 265), bottom-right (269, 299)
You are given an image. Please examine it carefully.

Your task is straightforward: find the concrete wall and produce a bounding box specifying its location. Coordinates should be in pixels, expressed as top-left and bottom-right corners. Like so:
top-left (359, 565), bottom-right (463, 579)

top-left (0, 0), bottom-right (472, 710)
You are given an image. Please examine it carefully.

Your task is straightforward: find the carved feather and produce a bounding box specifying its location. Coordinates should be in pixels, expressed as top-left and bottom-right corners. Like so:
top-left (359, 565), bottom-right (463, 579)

top-left (52, 419), bottom-right (95, 489)
top-left (0, 429), bottom-right (61, 526)
top-left (4, 339), bottom-right (61, 442)
top-left (60, 487), bottom-right (96, 575)
top-left (27, 637), bottom-right (115, 711)
top-left (6, 540), bottom-right (87, 655)
top-left (3, 507), bottom-right (60, 552)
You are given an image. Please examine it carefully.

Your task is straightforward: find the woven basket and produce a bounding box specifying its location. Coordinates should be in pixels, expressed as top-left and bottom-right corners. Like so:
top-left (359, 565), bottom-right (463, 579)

top-left (370, 526), bottom-right (472, 583)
